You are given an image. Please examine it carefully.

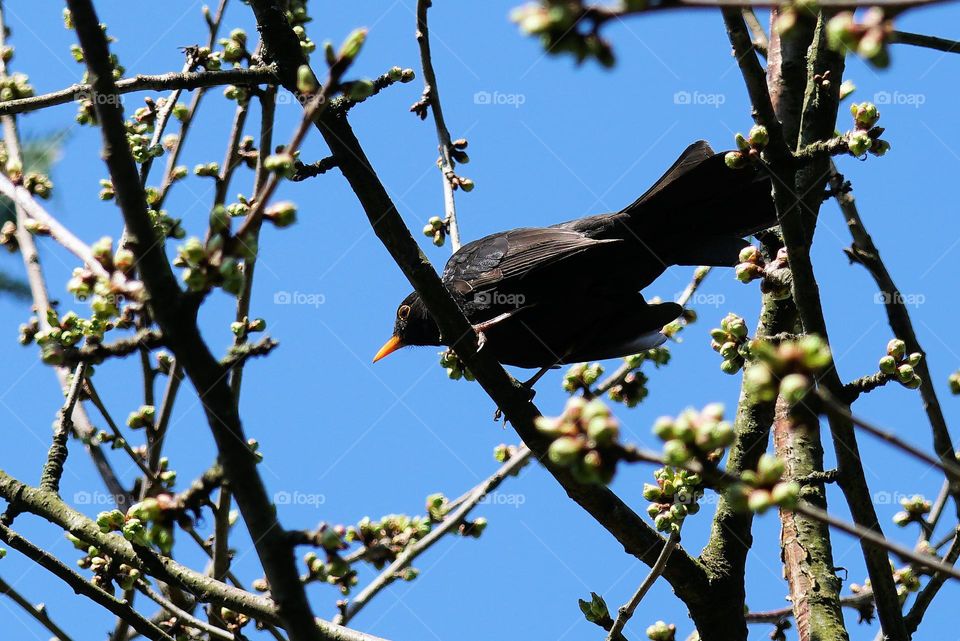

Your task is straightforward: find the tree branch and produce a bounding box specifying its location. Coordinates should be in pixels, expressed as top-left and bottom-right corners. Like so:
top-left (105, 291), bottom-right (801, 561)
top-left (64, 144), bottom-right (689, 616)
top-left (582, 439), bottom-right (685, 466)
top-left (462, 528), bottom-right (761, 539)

top-left (0, 524), bottom-right (175, 641)
top-left (63, 3), bottom-right (363, 640)
top-left (414, 0), bottom-right (462, 250)
top-left (247, 0), bottom-right (719, 631)
top-left (0, 574), bottom-right (77, 641)
top-left (0, 67), bottom-right (278, 117)
top-left (337, 445), bottom-right (532, 625)
top-left (607, 531), bottom-right (681, 640)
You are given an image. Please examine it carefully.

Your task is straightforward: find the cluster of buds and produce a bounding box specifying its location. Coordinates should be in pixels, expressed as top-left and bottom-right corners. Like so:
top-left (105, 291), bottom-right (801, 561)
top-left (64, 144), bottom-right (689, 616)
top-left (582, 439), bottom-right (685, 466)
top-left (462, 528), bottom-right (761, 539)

top-left (625, 344), bottom-right (672, 369)
top-left (148, 207), bottom-right (186, 240)
top-left (727, 454), bottom-right (799, 514)
top-left (510, 3), bottom-right (615, 68)
top-left (124, 104), bottom-right (163, 163)
top-left (535, 397), bottom-right (623, 484)
top-left (735, 245), bottom-right (792, 300)
top-left (608, 371), bottom-right (649, 408)
top-left (283, 0), bottom-right (310, 26)
top-left (422, 215), bottom-right (449, 247)
top-left (68, 530), bottom-right (143, 593)
top-left (33, 308), bottom-right (117, 364)
top-left (578, 592), bottom-right (613, 628)
top-left (950, 371), bottom-right (960, 395)
top-left (724, 126), bottom-right (769, 169)
top-left (892, 494), bottom-right (931, 527)
top-left (230, 317), bottom-right (267, 340)
top-left (643, 467), bottom-right (702, 533)
top-left (845, 102), bottom-right (889, 158)
top-left (96, 494), bottom-right (176, 555)
top-left (219, 28), bottom-right (248, 64)
top-left (773, 0), bottom-right (818, 38)
top-left (744, 336), bottom-right (833, 407)
top-left (851, 563), bottom-right (921, 604)
top-left (293, 24), bottom-right (316, 57)
top-left (653, 404), bottom-right (735, 466)
top-left (0, 71), bottom-right (33, 101)
top-left (218, 608), bottom-right (251, 634)
top-left (827, 9), bottom-right (892, 68)
top-left (264, 152), bottom-right (297, 179)
top-left (188, 45), bottom-right (222, 71)
top-left (710, 313), bottom-right (750, 374)
top-left (439, 349), bottom-right (474, 381)
top-left (878, 339), bottom-right (922, 389)
top-left (303, 524), bottom-right (357, 593)
top-left (174, 231), bottom-right (244, 296)
top-left (224, 84), bottom-right (251, 106)
top-left (22, 172), bottom-right (53, 199)
top-left (126, 404), bottom-right (155, 430)
top-left (1, 220), bottom-right (16, 251)
top-left (194, 161), bottom-right (220, 178)
top-left (493, 444), bottom-right (527, 474)
top-left (265, 200), bottom-right (297, 228)
top-left (562, 362), bottom-right (603, 393)
top-left (647, 621), bottom-right (677, 641)
top-left (346, 514), bottom-right (432, 572)
top-left (449, 138), bottom-right (470, 165)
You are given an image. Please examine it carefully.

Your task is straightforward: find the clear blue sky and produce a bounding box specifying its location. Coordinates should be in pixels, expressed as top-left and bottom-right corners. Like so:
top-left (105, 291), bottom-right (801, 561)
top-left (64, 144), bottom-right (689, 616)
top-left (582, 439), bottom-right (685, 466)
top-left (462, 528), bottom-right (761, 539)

top-left (0, 2), bottom-right (958, 640)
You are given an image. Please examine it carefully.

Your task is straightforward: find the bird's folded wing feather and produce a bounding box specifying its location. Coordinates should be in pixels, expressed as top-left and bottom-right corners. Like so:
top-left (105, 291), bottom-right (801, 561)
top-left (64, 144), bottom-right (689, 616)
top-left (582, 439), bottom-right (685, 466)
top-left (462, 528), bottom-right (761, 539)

top-left (442, 227), bottom-right (622, 293)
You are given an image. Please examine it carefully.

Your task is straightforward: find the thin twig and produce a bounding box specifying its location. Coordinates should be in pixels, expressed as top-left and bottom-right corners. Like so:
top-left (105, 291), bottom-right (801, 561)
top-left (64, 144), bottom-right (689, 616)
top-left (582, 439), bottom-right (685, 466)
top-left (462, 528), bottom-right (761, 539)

top-left (39, 363), bottom-right (87, 494)
top-left (818, 389), bottom-right (960, 484)
top-left (414, 0), bottom-right (462, 250)
top-left (336, 445), bottom-right (532, 624)
top-left (0, 173), bottom-right (119, 283)
top-left (0, 574), bottom-right (77, 641)
top-left (138, 581), bottom-right (234, 641)
top-left (0, 67), bottom-right (277, 117)
top-left (794, 502), bottom-right (960, 581)
top-left (890, 30), bottom-right (960, 53)
top-left (904, 529), bottom-right (960, 634)
top-left (606, 530), bottom-right (681, 640)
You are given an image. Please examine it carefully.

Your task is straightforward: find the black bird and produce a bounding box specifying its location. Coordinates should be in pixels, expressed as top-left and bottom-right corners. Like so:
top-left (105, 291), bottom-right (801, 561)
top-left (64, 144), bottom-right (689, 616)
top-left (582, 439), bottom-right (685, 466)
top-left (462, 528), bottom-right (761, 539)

top-left (374, 141), bottom-right (777, 375)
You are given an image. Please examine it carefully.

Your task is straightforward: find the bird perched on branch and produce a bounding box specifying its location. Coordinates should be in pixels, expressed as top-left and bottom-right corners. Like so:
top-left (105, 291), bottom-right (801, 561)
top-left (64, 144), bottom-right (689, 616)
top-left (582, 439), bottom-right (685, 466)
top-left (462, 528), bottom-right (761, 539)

top-left (374, 140), bottom-right (777, 378)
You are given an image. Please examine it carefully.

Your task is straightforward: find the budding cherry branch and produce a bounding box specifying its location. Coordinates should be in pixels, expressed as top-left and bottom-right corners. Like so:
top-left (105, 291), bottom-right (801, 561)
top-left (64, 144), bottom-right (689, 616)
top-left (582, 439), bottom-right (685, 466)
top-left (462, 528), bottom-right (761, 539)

top-left (0, 1), bottom-right (958, 641)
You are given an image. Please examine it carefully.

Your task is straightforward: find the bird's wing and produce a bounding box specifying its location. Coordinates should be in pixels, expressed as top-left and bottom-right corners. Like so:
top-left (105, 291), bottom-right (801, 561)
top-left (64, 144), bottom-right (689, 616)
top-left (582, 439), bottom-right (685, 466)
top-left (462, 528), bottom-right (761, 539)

top-left (442, 227), bottom-right (623, 294)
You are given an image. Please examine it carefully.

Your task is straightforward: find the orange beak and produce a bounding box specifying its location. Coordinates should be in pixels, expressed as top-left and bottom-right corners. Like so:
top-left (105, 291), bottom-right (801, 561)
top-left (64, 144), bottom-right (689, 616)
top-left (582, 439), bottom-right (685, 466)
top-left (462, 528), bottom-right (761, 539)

top-left (373, 335), bottom-right (404, 363)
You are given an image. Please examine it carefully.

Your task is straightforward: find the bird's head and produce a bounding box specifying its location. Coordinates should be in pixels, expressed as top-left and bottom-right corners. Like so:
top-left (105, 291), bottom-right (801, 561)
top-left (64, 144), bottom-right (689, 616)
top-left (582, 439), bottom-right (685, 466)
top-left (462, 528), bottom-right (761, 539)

top-left (373, 291), bottom-right (442, 362)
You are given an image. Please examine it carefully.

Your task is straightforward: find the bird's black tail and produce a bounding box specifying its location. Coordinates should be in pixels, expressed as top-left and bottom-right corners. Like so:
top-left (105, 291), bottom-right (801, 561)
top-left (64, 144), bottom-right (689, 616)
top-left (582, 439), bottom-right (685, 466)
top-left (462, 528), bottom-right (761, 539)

top-left (619, 140), bottom-right (778, 266)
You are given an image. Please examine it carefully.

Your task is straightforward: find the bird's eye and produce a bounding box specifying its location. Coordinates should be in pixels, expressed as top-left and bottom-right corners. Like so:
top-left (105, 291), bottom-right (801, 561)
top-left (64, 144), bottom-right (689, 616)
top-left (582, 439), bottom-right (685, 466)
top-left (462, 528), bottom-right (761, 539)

top-left (398, 305), bottom-right (411, 320)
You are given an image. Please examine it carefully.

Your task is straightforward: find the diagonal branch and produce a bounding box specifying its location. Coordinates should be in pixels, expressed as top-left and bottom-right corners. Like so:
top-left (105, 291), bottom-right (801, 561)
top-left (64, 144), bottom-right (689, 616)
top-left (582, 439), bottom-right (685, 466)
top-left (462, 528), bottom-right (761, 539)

top-left (62, 2), bottom-right (364, 640)
top-left (247, 0), bottom-right (719, 630)
top-left (0, 524), bottom-right (174, 641)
